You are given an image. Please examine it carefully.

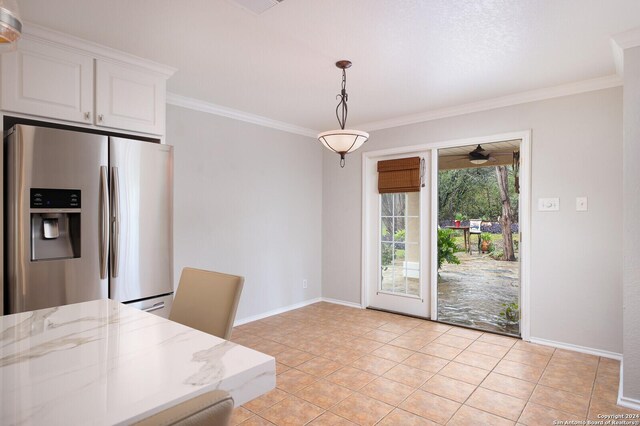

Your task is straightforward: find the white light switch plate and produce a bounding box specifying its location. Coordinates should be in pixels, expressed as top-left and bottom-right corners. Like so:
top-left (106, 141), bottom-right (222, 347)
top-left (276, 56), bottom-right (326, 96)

top-left (538, 198), bottom-right (560, 211)
top-left (576, 197), bottom-right (588, 211)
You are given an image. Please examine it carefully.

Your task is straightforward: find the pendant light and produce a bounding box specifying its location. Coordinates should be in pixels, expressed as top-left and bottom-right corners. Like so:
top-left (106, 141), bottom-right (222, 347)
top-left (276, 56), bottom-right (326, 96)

top-left (0, 0), bottom-right (22, 52)
top-left (317, 60), bottom-right (369, 168)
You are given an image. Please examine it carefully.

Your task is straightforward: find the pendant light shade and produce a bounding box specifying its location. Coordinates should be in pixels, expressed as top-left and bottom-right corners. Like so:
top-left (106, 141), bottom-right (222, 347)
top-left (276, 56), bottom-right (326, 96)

top-left (318, 60), bottom-right (369, 167)
top-left (469, 158), bottom-right (489, 165)
top-left (0, 0), bottom-right (22, 52)
top-left (318, 129), bottom-right (369, 163)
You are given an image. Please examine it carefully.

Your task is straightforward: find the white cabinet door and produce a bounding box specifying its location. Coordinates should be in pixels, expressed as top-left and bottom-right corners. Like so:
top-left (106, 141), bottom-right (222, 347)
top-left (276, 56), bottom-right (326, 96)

top-left (95, 60), bottom-right (166, 135)
top-left (0, 39), bottom-right (94, 124)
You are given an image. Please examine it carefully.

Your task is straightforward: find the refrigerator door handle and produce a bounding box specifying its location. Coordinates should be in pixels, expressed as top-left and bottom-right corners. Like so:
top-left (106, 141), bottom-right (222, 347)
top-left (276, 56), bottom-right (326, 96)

top-left (142, 302), bottom-right (165, 313)
top-left (99, 166), bottom-right (109, 279)
top-left (111, 166), bottom-right (120, 278)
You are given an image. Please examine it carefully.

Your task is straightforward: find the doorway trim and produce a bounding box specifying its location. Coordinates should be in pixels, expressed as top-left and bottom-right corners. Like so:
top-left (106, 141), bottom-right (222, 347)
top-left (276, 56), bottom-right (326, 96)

top-left (361, 130), bottom-right (532, 340)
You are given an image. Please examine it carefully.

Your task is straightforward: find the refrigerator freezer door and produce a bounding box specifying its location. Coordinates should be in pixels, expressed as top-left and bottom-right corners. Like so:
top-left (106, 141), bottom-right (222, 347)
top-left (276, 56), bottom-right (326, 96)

top-left (109, 137), bottom-right (173, 302)
top-left (6, 125), bottom-right (109, 313)
top-left (125, 294), bottom-right (174, 319)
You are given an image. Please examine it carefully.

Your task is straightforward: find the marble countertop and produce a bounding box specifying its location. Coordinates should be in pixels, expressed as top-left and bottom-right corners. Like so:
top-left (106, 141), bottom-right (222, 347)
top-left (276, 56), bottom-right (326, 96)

top-left (0, 299), bottom-right (275, 425)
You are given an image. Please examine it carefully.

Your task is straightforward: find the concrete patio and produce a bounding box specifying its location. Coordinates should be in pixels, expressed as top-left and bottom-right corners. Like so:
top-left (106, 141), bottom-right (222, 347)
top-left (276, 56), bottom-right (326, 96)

top-left (437, 252), bottom-right (520, 336)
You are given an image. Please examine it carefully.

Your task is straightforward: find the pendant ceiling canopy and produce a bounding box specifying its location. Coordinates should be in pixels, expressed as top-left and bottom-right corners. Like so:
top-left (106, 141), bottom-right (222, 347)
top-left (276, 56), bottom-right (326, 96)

top-left (317, 60), bottom-right (369, 168)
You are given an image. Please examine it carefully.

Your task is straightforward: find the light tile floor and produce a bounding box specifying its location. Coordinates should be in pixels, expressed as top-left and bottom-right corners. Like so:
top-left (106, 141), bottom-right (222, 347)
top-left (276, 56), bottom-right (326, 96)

top-left (229, 302), bottom-right (639, 425)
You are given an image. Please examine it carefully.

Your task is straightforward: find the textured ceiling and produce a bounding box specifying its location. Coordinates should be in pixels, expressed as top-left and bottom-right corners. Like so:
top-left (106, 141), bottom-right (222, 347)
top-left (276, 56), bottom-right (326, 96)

top-left (17, 0), bottom-right (640, 131)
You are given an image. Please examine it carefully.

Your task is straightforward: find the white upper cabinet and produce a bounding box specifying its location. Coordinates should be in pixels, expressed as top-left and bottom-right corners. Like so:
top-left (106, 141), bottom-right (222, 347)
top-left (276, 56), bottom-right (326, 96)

top-left (1, 39), bottom-right (94, 124)
top-left (95, 60), bottom-right (166, 135)
top-left (0, 26), bottom-right (175, 136)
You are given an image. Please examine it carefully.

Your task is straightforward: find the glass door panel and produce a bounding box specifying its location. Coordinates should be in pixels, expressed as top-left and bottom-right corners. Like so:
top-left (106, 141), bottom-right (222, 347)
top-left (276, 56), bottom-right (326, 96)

top-left (379, 192), bottom-right (420, 298)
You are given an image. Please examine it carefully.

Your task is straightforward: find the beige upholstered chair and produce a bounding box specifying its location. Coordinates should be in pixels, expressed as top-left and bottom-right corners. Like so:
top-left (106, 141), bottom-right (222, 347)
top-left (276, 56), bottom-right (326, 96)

top-left (170, 268), bottom-right (244, 340)
top-left (134, 390), bottom-right (234, 426)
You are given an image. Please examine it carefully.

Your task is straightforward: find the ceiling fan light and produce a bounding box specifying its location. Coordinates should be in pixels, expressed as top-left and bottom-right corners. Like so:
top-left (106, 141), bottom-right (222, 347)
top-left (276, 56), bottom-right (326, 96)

top-left (469, 158), bottom-right (489, 165)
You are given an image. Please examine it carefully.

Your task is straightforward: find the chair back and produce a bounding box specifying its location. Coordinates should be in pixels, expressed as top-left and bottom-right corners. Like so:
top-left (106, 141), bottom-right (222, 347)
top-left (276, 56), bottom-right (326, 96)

top-left (469, 219), bottom-right (482, 234)
top-left (170, 268), bottom-right (244, 340)
top-left (134, 390), bottom-right (234, 426)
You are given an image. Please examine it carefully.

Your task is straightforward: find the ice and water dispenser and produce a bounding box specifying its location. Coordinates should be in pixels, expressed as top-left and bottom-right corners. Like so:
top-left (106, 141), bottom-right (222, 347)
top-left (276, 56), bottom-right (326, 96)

top-left (30, 188), bottom-right (81, 261)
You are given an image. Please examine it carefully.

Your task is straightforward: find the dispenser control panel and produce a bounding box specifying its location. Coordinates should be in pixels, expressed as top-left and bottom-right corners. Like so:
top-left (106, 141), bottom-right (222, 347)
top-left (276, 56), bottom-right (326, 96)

top-left (31, 188), bottom-right (81, 208)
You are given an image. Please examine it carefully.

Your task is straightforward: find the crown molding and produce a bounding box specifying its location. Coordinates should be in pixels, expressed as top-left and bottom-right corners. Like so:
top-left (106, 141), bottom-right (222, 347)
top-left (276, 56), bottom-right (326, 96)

top-left (611, 27), bottom-right (640, 77)
top-left (612, 26), bottom-right (640, 50)
top-left (22, 22), bottom-right (177, 77)
top-left (167, 92), bottom-right (318, 138)
top-left (354, 74), bottom-right (622, 132)
top-left (169, 74), bottom-right (621, 138)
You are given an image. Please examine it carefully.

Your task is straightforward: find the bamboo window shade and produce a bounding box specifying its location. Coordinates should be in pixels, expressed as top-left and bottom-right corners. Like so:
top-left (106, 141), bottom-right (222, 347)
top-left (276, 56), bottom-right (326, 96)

top-left (377, 156), bottom-right (421, 193)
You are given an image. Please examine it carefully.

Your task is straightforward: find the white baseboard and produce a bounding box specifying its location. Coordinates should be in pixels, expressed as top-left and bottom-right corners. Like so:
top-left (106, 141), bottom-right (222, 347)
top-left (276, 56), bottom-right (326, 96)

top-left (528, 337), bottom-right (622, 360)
top-left (618, 360), bottom-right (640, 411)
top-left (321, 297), bottom-right (364, 309)
top-left (618, 396), bottom-right (640, 411)
top-left (234, 297), bottom-right (322, 326)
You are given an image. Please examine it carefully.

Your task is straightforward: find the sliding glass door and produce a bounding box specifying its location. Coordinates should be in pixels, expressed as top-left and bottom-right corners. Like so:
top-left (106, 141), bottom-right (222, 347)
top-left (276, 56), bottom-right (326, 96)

top-left (435, 140), bottom-right (522, 336)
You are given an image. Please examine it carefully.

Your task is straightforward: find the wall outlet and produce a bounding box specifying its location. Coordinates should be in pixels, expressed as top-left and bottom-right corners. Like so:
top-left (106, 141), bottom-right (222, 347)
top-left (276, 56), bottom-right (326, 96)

top-left (302, 279), bottom-right (308, 289)
top-left (576, 197), bottom-right (588, 211)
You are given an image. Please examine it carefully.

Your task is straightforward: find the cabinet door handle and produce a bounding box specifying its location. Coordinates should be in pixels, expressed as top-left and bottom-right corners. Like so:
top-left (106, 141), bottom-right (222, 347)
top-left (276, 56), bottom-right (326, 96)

top-left (98, 114), bottom-right (104, 122)
top-left (84, 111), bottom-right (91, 120)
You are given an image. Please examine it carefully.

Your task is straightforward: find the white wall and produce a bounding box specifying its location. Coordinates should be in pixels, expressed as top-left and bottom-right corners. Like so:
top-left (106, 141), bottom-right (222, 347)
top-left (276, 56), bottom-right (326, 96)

top-left (322, 88), bottom-right (623, 354)
top-left (622, 46), bottom-right (640, 402)
top-left (167, 105), bottom-right (323, 322)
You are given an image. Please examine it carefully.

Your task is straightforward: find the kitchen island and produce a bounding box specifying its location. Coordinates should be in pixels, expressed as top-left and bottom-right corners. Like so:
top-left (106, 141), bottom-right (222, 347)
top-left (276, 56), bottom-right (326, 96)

top-left (0, 299), bottom-right (275, 425)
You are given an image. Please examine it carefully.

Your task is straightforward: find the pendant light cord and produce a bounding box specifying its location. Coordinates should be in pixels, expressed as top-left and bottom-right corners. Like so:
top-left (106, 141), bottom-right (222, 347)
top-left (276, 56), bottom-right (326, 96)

top-left (335, 69), bottom-right (348, 130)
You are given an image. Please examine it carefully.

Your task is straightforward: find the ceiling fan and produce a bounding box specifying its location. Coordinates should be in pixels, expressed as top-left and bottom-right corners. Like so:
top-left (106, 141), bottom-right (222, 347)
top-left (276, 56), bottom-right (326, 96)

top-left (445, 144), bottom-right (497, 165)
top-left (467, 144), bottom-right (494, 164)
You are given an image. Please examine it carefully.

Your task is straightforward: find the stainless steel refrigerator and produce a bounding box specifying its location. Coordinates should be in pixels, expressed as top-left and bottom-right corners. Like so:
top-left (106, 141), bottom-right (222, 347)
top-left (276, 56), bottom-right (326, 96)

top-left (5, 124), bottom-right (173, 316)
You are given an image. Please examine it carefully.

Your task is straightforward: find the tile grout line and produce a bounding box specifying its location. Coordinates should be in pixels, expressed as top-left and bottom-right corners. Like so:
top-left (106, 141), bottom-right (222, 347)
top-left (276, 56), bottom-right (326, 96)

top-left (439, 331), bottom-right (488, 424)
top-left (441, 331), bottom-right (517, 424)
top-left (526, 349), bottom-right (602, 422)
top-left (586, 357), bottom-right (603, 421)
top-left (370, 362), bottom-right (443, 425)
top-left (516, 343), bottom-right (556, 424)
top-left (326, 322), bottom-right (445, 424)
